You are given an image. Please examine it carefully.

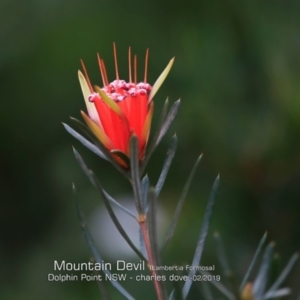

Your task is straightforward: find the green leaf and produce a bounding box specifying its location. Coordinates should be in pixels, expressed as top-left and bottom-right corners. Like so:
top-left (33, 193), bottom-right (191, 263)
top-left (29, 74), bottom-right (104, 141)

top-left (129, 135), bottom-right (144, 214)
top-left (240, 232), bottom-right (267, 291)
top-left (265, 252), bottom-right (299, 295)
top-left (73, 148), bottom-right (146, 261)
top-left (141, 175), bottom-right (150, 213)
top-left (214, 232), bottom-right (240, 299)
top-left (252, 242), bottom-right (275, 299)
top-left (214, 232), bottom-right (231, 275)
top-left (102, 189), bottom-right (136, 219)
top-left (155, 134), bottom-right (177, 197)
top-left (73, 184), bottom-right (135, 300)
top-left (147, 187), bottom-right (169, 299)
top-left (70, 117), bottom-right (130, 179)
top-left (143, 99), bottom-right (180, 173)
top-left (70, 117), bottom-right (102, 144)
top-left (63, 123), bottom-right (106, 160)
top-left (264, 288), bottom-right (291, 299)
top-left (269, 253), bottom-right (280, 287)
top-left (182, 175), bottom-right (220, 299)
top-left (148, 187), bottom-right (160, 266)
top-left (162, 154), bottom-right (203, 251)
top-left (78, 70), bottom-right (101, 125)
top-left (72, 146), bottom-right (134, 218)
top-left (159, 98), bottom-right (170, 127)
top-left (156, 99), bottom-right (180, 147)
top-left (149, 57), bottom-right (175, 102)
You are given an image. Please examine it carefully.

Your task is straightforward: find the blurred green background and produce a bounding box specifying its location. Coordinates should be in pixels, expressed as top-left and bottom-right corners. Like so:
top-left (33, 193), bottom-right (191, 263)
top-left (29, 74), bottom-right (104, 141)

top-left (1, 0), bottom-right (300, 298)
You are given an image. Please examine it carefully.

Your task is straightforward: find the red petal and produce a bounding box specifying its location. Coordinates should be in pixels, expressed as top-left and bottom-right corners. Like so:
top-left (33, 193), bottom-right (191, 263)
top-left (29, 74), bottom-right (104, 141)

top-left (93, 96), bottom-right (130, 153)
top-left (109, 108), bottom-right (130, 152)
top-left (124, 93), bottom-right (148, 150)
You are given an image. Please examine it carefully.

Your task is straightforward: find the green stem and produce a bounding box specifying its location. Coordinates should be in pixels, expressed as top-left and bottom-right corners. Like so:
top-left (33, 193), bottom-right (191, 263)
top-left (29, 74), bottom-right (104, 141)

top-left (139, 215), bottom-right (164, 300)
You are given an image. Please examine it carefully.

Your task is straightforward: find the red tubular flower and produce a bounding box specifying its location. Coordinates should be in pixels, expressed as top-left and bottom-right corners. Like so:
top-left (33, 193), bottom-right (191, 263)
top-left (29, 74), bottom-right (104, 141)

top-left (78, 44), bottom-right (174, 167)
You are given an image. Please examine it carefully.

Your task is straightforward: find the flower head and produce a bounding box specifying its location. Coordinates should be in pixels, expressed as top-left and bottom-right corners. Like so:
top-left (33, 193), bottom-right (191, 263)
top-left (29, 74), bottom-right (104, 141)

top-left (78, 44), bottom-right (174, 167)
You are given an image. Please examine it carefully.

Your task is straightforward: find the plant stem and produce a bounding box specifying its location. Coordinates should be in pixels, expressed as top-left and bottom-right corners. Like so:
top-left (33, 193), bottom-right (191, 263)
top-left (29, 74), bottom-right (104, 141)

top-left (139, 215), bottom-right (164, 300)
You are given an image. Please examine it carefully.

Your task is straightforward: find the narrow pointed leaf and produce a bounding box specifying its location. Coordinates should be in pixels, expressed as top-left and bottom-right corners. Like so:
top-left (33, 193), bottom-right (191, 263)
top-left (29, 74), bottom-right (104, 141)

top-left (141, 98), bottom-right (169, 173)
top-left (73, 148), bottom-right (146, 261)
top-left (162, 154), bottom-right (203, 251)
top-left (264, 288), bottom-right (291, 299)
top-left (70, 116), bottom-right (108, 153)
top-left (92, 173), bottom-right (145, 260)
top-left (155, 134), bottom-right (177, 196)
top-left (147, 187), bottom-right (168, 299)
top-left (73, 184), bottom-right (135, 300)
top-left (182, 175), bottom-right (220, 299)
top-left (253, 242), bottom-right (275, 299)
top-left (169, 289), bottom-right (175, 300)
top-left (102, 189), bottom-right (136, 219)
top-left (78, 70), bottom-right (91, 100)
top-left (70, 116), bottom-right (103, 149)
top-left (72, 146), bottom-right (133, 219)
top-left (70, 117), bottom-right (130, 179)
top-left (141, 175), bottom-right (150, 213)
top-left (130, 135), bottom-right (144, 214)
top-left (143, 99), bottom-right (180, 173)
top-left (156, 100), bottom-right (180, 147)
top-left (240, 232), bottom-right (268, 291)
top-left (148, 187), bottom-right (160, 266)
top-left (158, 97), bottom-right (169, 128)
top-left (146, 187), bottom-right (168, 299)
top-left (214, 232), bottom-right (240, 299)
top-left (78, 70), bottom-right (101, 125)
top-left (73, 148), bottom-right (96, 185)
top-left (92, 261), bottom-right (111, 300)
top-left (269, 253), bottom-right (280, 286)
top-left (149, 57), bottom-right (175, 102)
top-left (63, 123), bottom-right (107, 160)
top-left (214, 232), bottom-right (231, 275)
top-left (266, 252), bottom-right (299, 294)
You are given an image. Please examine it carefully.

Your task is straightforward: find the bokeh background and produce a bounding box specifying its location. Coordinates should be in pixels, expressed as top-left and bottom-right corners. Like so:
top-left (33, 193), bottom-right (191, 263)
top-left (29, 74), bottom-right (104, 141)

top-left (1, 0), bottom-right (300, 298)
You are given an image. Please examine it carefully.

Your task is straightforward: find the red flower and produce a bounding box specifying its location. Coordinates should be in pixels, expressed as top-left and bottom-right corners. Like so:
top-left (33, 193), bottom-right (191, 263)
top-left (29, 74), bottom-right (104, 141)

top-left (78, 44), bottom-right (174, 167)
